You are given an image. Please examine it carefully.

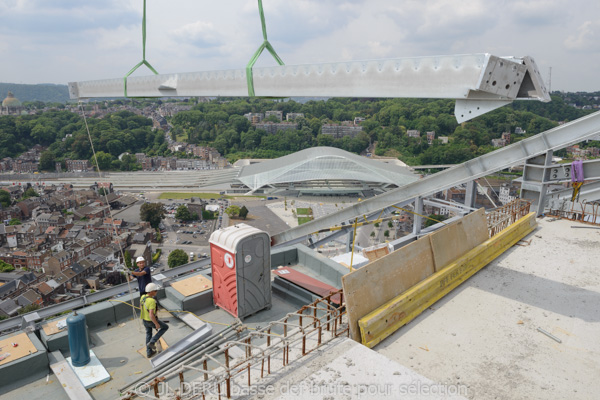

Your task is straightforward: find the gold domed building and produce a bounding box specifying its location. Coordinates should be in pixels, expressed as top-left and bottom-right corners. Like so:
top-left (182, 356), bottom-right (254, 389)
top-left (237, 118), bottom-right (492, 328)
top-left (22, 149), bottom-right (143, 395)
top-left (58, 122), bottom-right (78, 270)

top-left (1, 91), bottom-right (23, 115)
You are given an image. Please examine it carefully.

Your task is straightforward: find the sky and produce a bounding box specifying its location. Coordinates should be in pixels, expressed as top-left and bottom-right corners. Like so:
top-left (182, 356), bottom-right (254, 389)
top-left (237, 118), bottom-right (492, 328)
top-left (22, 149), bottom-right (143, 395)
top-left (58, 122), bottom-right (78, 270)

top-left (1, 0), bottom-right (599, 92)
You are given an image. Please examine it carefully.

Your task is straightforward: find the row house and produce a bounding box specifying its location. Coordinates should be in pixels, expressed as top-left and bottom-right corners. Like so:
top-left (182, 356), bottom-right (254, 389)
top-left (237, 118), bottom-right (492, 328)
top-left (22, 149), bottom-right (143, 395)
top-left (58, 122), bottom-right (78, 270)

top-left (3, 185), bottom-right (23, 200)
top-left (13, 160), bottom-right (38, 173)
top-left (66, 159), bottom-right (92, 172)
top-left (11, 251), bottom-right (28, 269)
top-left (0, 157), bottom-right (13, 172)
top-left (16, 289), bottom-right (43, 308)
top-left (0, 206), bottom-right (21, 223)
top-left (17, 197), bottom-right (43, 218)
top-left (46, 250), bottom-right (73, 276)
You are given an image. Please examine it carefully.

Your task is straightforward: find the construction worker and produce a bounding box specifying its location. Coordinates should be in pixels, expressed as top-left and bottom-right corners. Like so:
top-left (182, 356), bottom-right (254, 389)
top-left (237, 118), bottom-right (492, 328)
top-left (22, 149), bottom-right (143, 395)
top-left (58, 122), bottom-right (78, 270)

top-left (140, 282), bottom-right (168, 358)
top-left (130, 256), bottom-right (151, 295)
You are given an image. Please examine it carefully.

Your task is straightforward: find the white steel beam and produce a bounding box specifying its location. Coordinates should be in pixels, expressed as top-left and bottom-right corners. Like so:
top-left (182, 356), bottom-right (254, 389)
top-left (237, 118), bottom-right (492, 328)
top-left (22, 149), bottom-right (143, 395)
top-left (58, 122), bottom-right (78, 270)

top-left (272, 110), bottom-right (600, 245)
top-left (69, 53), bottom-right (549, 123)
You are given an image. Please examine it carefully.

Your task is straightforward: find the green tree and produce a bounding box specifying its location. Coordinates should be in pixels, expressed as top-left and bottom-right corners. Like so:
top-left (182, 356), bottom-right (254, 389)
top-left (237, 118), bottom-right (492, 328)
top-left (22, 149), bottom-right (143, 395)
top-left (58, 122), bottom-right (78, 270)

top-left (0, 190), bottom-right (11, 208)
top-left (202, 210), bottom-right (215, 220)
top-left (425, 214), bottom-right (447, 227)
top-left (175, 205), bottom-right (192, 221)
top-left (388, 221), bottom-right (393, 228)
top-left (239, 206), bottom-right (249, 220)
top-left (39, 150), bottom-right (56, 171)
top-left (168, 249), bottom-right (189, 268)
top-left (225, 205), bottom-right (241, 218)
top-left (0, 260), bottom-right (15, 272)
top-left (140, 202), bottom-right (166, 228)
top-left (9, 218), bottom-right (21, 226)
top-left (23, 187), bottom-right (39, 199)
top-left (384, 230), bottom-right (390, 237)
top-left (91, 151), bottom-right (113, 171)
top-left (18, 304), bottom-right (40, 315)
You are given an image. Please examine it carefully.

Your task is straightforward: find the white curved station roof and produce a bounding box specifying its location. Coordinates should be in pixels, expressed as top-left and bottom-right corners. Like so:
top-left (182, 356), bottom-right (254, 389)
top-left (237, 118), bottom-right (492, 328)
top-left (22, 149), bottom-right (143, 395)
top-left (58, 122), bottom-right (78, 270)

top-left (236, 147), bottom-right (418, 191)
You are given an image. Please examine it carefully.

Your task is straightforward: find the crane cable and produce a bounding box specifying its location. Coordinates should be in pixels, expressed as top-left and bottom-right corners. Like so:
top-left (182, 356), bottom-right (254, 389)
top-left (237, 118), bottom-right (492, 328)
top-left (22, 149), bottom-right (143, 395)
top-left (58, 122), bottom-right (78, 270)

top-left (79, 102), bottom-right (143, 333)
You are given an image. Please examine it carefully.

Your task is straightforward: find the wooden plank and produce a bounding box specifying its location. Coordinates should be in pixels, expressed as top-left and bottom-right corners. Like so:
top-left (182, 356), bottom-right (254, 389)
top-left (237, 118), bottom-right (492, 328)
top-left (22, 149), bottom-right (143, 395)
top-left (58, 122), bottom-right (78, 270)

top-left (429, 208), bottom-right (488, 271)
top-left (273, 267), bottom-right (342, 304)
top-left (343, 237), bottom-right (435, 342)
top-left (49, 351), bottom-right (93, 400)
top-left (358, 212), bottom-right (537, 348)
top-left (171, 275), bottom-right (213, 297)
top-left (42, 317), bottom-right (67, 336)
top-left (0, 332), bottom-right (38, 366)
top-left (137, 337), bottom-right (169, 358)
top-left (363, 246), bottom-right (389, 262)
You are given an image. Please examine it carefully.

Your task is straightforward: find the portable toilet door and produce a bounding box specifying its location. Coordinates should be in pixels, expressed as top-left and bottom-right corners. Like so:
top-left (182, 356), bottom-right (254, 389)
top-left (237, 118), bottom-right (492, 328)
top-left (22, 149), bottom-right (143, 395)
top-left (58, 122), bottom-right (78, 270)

top-left (209, 224), bottom-right (271, 319)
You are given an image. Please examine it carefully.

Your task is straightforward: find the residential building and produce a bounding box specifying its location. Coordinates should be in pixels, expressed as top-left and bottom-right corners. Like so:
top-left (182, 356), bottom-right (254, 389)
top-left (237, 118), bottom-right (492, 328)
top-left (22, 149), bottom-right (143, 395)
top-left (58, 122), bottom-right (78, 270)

top-left (321, 123), bottom-right (363, 138)
top-left (66, 159), bottom-right (91, 172)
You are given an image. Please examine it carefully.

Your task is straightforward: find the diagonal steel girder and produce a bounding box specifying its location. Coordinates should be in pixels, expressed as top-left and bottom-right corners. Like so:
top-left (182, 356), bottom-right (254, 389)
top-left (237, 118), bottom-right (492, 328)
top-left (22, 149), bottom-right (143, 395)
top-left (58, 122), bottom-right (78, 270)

top-left (272, 110), bottom-right (600, 246)
top-left (69, 53), bottom-right (549, 123)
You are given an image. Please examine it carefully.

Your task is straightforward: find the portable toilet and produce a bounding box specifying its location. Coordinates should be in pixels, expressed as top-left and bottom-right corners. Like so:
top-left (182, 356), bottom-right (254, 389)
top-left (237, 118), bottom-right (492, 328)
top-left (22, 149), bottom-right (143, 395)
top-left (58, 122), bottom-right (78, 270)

top-left (209, 224), bottom-right (271, 319)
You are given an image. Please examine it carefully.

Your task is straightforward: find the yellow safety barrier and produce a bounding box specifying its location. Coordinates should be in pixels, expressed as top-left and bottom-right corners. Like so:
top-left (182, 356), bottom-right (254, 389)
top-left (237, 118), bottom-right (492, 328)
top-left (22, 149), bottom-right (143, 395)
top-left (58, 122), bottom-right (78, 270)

top-left (358, 212), bottom-right (537, 348)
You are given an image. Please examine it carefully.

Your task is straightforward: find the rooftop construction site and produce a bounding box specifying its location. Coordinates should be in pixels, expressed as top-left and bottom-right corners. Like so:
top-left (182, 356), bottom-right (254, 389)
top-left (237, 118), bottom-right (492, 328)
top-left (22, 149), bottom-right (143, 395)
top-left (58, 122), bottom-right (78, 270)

top-left (1, 2), bottom-right (600, 400)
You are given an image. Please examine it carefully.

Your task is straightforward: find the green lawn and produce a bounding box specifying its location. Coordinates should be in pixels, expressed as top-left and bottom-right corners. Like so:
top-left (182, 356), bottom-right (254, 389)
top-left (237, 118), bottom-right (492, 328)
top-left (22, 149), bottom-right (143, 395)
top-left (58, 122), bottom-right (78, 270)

top-left (297, 216), bottom-right (313, 225)
top-left (296, 207), bottom-right (313, 215)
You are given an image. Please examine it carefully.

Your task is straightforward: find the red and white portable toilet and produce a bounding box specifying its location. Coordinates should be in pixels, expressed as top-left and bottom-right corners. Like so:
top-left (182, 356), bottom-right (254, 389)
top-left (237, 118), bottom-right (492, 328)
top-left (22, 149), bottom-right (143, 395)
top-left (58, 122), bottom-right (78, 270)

top-left (209, 223), bottom-right (271, 319)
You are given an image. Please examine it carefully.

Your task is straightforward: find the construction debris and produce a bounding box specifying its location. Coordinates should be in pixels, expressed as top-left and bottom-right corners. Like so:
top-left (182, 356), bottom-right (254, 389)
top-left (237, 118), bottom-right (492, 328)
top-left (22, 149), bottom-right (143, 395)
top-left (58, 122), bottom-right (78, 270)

top-left (537, 327), bottom-right (562, 343)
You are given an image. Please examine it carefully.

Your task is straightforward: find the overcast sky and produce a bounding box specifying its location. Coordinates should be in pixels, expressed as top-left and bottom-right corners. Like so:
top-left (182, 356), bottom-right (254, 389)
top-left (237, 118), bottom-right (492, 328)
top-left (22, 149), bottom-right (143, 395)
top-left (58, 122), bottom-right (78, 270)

top-left (1, 0), bottom-right (599, 92)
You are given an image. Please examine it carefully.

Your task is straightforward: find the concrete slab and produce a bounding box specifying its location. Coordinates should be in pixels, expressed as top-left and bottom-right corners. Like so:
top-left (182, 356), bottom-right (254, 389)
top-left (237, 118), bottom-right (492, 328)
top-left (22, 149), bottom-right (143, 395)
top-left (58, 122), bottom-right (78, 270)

top-left (260, 337), bottom-right (467, 399)
top-left (375, 218), bottom-right (600, 400)
top-left (66, 350), bottom-right (111, 389)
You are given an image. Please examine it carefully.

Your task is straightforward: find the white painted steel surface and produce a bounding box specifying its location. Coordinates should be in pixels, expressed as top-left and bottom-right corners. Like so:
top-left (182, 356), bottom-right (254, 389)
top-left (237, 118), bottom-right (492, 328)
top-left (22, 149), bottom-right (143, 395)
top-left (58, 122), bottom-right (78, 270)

top-left (69, 54), bottom-right (549, 122)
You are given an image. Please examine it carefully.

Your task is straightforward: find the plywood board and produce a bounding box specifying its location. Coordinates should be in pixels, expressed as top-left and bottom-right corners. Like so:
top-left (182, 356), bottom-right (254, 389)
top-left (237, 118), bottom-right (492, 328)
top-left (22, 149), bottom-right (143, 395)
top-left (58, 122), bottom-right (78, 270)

top-left (363, 246), bottom-right (390, 262)
top-left (429, 208), bottom-right (488, 271)
top-left (0, 332), bottom-right (38, 366)
top-left (137, 337), bottom-right (169, 359)
top-left (343, 237), bottom-right (435, 342)
top-left (42, 317), bottom-right (68, 336)
top-left (171, 275), bottom-right (213, 297)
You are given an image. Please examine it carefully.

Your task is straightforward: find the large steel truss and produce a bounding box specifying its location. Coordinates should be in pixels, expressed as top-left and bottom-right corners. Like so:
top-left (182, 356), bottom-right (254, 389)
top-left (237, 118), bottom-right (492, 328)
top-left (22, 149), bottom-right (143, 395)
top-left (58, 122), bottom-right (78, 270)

top-left (69, 53), bottom-right (549, 123)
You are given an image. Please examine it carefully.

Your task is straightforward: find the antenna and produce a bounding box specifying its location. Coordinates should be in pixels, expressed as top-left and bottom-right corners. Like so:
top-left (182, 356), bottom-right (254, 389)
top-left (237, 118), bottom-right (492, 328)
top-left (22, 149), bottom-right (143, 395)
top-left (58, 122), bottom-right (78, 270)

top-left (547, 67), bottom-right (552, 94)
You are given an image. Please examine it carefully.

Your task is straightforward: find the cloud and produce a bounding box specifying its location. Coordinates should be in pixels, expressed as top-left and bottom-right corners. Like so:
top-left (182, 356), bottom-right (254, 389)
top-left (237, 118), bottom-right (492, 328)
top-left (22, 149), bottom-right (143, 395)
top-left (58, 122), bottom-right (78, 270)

top-left (170, 21), bottom-right (221, 48)
top-left (564, 20), bottom-right (600, 52)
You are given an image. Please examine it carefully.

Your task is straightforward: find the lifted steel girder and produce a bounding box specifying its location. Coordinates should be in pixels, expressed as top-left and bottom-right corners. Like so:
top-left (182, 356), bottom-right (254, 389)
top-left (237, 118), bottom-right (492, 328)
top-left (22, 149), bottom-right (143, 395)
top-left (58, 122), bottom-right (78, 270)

top-left (69, 53), bottom-right (549, 123)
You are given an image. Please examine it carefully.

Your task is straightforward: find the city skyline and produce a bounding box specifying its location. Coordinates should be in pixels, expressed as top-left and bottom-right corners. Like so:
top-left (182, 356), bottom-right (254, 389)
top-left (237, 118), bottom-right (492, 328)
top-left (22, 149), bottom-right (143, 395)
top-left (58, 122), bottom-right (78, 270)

top-left (1, 0), bottom-right (599, 92)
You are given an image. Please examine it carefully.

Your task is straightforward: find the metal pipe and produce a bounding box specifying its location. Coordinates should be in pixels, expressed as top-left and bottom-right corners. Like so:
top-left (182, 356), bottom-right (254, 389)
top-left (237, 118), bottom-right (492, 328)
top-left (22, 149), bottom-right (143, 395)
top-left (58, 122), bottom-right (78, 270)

top-left (120, 323), bottom-right (241, 393)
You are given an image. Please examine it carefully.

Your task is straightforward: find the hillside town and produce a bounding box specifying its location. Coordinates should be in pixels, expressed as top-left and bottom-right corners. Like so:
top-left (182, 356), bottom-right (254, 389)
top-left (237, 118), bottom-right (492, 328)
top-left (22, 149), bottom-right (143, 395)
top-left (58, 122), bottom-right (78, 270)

top-left (0, 182), bottom-right (157, 318)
